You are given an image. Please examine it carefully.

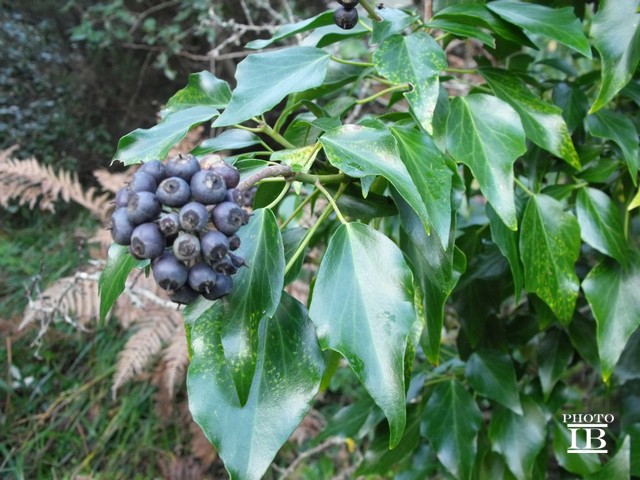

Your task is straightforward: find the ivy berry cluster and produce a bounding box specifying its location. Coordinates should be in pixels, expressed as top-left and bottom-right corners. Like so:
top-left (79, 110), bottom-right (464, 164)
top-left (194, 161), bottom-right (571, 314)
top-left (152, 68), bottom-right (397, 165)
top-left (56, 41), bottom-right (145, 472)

top-left (110, 155), bottom-right (251, 304)
top-left (333, 0), bottom-right (359, 30)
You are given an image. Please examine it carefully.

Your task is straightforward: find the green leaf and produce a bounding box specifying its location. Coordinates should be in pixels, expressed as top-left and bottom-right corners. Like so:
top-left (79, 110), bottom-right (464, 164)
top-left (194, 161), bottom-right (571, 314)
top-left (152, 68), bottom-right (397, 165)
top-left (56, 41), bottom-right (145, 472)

top-left (538, 329), bottom-right (574, 400)
top-left (308, 222), bottom-right (417, 448)
top-left (586, 109), bottom-right (640, 180)
top-left (214, 47), bottom-right (330, 127)
top-left (480, 67), bottom-right (580, 170)
top-left (583, 256), bottom-right (640, 381)
top-left (465, 350), bottom-right (522, 414)
top-left (552, 82), bottom-right (590, 133)
top-left (586, 436), bottom-right (631, 480)
top-left (421, 380), bottom-right (482, 480)
top-left (188, 293), bottom-right (324, 480)
top-left (98, 244), bottom-right (145, 322)
top-left (191, 129), bottom-right (262, 156)
top-left (245, 10), bottom-right (335, 49)
top-left (372, 7), bottom-right (420, 44)
top-left (487, 204), bottom-right (524, 300)
top-left (519, 194), bottom-right (581, 324)
top-left (576, 188), bottom-right (628, 265)
top-left (488, 395), bottom-right (547, 480)
top-left (446, 94), bottom-right (526, 230)
top-left (589, 0), bottom-right (640, 113)
top-left (372, 32), bottom-right (447, 134)
top-left (320, 125), bottom-right (431, 235)
top-left (114, 106), bottom-right (218, 165)
top-left (428, 18), bottom-right (495, 47)
top-left (553, 420), bottom-right (601, 476)
top-left (282, 227), bottom-right (307, 285)
top-left (391, 126), bottom-right (454, 247)
top-left (487, 1), bottom-right (592, 58)
top-left (163, 71), bottom-right (231, 113)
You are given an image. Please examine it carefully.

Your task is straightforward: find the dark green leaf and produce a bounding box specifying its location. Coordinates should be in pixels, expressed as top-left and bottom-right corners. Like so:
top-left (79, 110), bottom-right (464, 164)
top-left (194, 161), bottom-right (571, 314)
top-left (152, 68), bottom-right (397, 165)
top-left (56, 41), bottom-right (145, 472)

top-left (465, 350), bottom-right (522, 414)
top-left (519, 194), bottom-right (581, 324)
top-left (446, 94), bottom-right (526, 230)
top-left (488, 395), bottom-right (547, 480)
top-left (553, 420), bottom-right (601, 476)
top-left (421, 380), bottom-right (482, 480)
top-left (309, 222), bottom-right (418, 448)
top-left (586, 436), bottom-right (631, 480)
top-left (373, 32), bottom-right (447, 134)
top-left (391, 126), bottom-right (454, 247)
top-left (426, 18), bottom-right (495, 47)
top-left (487, 204), bottom-right (524, 300)
top-left (282, 227), bottom-right (307, 285)
top-left (245, 10), bottom-right (334, 49)
top-left (583, 256), bottom-right (640, 381)
top-left (321, 125), bottom-right (431, 235)
top-left (99, 244), bottom-right (145, 322)
top-left (586, 109), bottom-right (640, 180)
top-left (314, 397), bottom-right (382, 444)
top-left (214, 47), bottom-right (330, 127)
top-left (163, 71), bottom-right (231, 113)
top-left (191, 129), bottom-right (262, 156)
top-left (300, 23), bottom-right (369, 48)
top-left (480, 67), bottom-right (580, 169)
top-left (589, 0), bottom-right (640, 112)
top-left (538, 329), bottom-right (574, 400)
top-left (332, 185), bottom-right (398, 221)
top-left (576, 188), bottom-right (628, 264)
top-left (487, 1), bottom-right (592, 58)
top-left (188, 293), bottom-right (324, 480)
top-left (552, 82), bottom-right (589, 133)
top-left (372, 7), bottom-right (420, 44)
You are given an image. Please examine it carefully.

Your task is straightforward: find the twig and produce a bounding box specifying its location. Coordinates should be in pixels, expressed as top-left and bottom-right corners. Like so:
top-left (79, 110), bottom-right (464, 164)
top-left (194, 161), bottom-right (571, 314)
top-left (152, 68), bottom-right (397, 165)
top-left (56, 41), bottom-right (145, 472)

top-left (278, 437), bottom-right (345, 479)
top-left (237, 165), bottom-right (295, 191)
top-left (424, 0), bottom-right (433, 22)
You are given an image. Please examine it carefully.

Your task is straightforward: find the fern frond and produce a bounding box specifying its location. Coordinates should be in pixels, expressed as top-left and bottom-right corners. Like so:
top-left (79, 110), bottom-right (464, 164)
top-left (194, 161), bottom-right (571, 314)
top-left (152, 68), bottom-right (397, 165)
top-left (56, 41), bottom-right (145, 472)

top-left (93, 169), bottom-right (130, 194)
top-left (160, 330), bottom-right (189, 399)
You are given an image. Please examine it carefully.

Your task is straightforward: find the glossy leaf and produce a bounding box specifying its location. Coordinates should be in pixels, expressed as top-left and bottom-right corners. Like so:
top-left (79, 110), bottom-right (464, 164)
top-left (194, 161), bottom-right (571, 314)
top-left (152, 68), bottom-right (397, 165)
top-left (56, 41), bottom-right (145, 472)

top-left (487, 204), bottom-right (524, 300)
top-left (589, 0), bottom-right (640, 113)
top-left (576, 188), bottom-right (628, 265)
top-left (446, 94), bottom-right (526, 230)
top-left (481, 67), bottom-right (580, 170)
top-left (282, 227), bottom-right (307, 285)
top-left (163, 71), bottom-right (231, 113)
top-left (426, 18), bottom-right (495, 47)
top-left (538, 329), bottom-right (574, 400)
top-left (553, 420), bottom-right (601, 476)
top-left (192, 129), bottom-right (262, 156)
top-left (586, 436), bottom-right (631, 480)
top-left (372, 7), bottom-right (420, 44)
top-left (487, 1), bottom-right (592, 58)
top-left (214, 47), bottom-right (330, 127)
top-left (373, 32), bottom-right (447, 134)
top-left (552, 82), bottom-right (590, 133)
top-left (583, 257), bottom-right (640, 381)
top-left (465, 350), bottom-right (522, 414)
top-left (519, 194), bottom-right (581, 324)
top-left (421, 380), bottom-right (482, 480)
top-left (245, 10), bottom-right (334, 49)
top-left (391, 126), bottom-right (454, 247)
top-left (188, 293), bottom-right (324, 480)
top-left (308, 222), bottom-right (417, 448)
top-left (488, 395), bottom-right (547, 480)
top-left (586, 109), bottom-right (640, 180)
top-left (320, 125), bottom-right (431, 234)
top-left (98, 244), bottom-right (145, 322)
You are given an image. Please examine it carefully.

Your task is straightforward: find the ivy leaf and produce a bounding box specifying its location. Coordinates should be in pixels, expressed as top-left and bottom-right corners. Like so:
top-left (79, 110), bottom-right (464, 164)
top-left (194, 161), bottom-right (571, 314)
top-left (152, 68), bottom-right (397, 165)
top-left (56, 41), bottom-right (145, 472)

top-left (309, 222), bottom-right (417, 448)
top-left (214, 47), bottom-right (330, 127)
top-left (488, 395), bottom-right (547, 480)
top-left (553, 420), bottom-right (601, 476)
top-left (421, 380), bottom-right (482, 480)
top-left (589, 0), bottom-right (640, 113)
top-left (98, 244), bottom-right (146, 322)
top-left (373, 32), bottom-right (447, 134)
top-left (586, 109), bottom-right (640, 181)
top-left (187, 293), bottom-right (324, 480)
top-left (487, 204), bottom-right (524, 301)
top-left (465, 350), bottom-right (522, 414)
top-left (245, 10), bottom-right (334, 49)
top-left (576, 188), bottom-right (629, 265)
top-left (480, 67), bottom-right (580, 170)
top-left (321, 125), bottom-right (431, 235)
top-left (372, 7), bottom-right (420, 44)
top-left (583, 256), bottom-right (640, 382)
top-left (426, 18), bottom-right (495, 47)
top-left (538, 329), bottom-right (574, 400)
top-left (391, 126), bottom-right (454, 247)
top-left (192, 129), bottom-right (262, 156)
top-left (586, 436), bottom-right (631, 480)
top-left (446, 94), bottom-right (526, 230)
top-left (487, 1), bottom-right (592, 58)
top-left (163, 71), bottom-right (231, 113)
top-left (520, 194), bottom-right (581, 324)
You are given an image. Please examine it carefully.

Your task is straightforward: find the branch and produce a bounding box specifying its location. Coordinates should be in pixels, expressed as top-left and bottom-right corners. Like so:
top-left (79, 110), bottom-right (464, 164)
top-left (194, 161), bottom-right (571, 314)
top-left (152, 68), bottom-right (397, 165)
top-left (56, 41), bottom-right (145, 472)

top-left (237, 165), bottom-right (295, 191)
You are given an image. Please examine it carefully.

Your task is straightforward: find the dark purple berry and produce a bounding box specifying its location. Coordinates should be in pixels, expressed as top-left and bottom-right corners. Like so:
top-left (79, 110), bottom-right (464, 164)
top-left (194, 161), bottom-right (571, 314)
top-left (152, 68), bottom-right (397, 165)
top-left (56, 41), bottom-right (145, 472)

top-left (188, 263), bottom-right (218, 294)
top-left (138, 159), bottom-right (167, 183)
top-left (173, 232), bottom-right (201, 262)
top-left (212, 201), bottom-right (246, 235)
top-left (170, 285), bottom-right (199, 305)
top-left (225, 188), bottom-right (244, 205)
top-left (166, 154), bottom-right (200, 181)
top-left (334, 6), bottom-right (358, 30)
top-left (158, 212), bottom-right (180, 237)
top-left (211, 163), bottom-right (240, 189)
top-left (200, 230), bottom-right (230, 262)
top-left (212, 256), bottom-right (238, 276)
top-left (115, 187), bottom-right (132, 208)
top-left (129, 171), bottom-right (157, 193)
top-left (127, 191), bottom-right (161, 224)
top-left (228, 252), bottom-right (247, 269)
top-left (129, 223), bottom-right (165, 259)
top-left (228, 235), bottom-right (241, 251)
top-left (179, 202), bottom-right (209, 232)
top-left (338, 0), bottom-right (359, 7)
top-left (152, 252), bottom-right (188, 291)
top-left (111, 208), bottom-right (135, 245)
top-left (202, 274), bottom-right (233, 301)
top-left (190, 170), bottom-right (227, 205)
top-left (156, 176), bottom-right (191, 208)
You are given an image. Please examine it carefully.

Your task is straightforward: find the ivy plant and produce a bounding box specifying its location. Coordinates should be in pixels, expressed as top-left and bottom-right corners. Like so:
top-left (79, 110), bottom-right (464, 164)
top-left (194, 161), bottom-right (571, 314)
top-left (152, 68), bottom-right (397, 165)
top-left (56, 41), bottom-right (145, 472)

top-left (100, 0), bottom-right (640, 478)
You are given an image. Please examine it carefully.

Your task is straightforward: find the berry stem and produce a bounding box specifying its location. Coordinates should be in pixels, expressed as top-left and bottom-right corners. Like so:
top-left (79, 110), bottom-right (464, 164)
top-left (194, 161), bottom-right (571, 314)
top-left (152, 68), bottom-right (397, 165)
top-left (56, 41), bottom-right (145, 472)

top-left (355, 83), bottom-right (412, 104)
top-left (330, 55), bottom-right (374, 68)
top-left (360, 0), bottom-right (383, 21)
top-left (265, 183), bottom-right (291, 210)
top-left (238, 165), bottom-right (346, 191)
